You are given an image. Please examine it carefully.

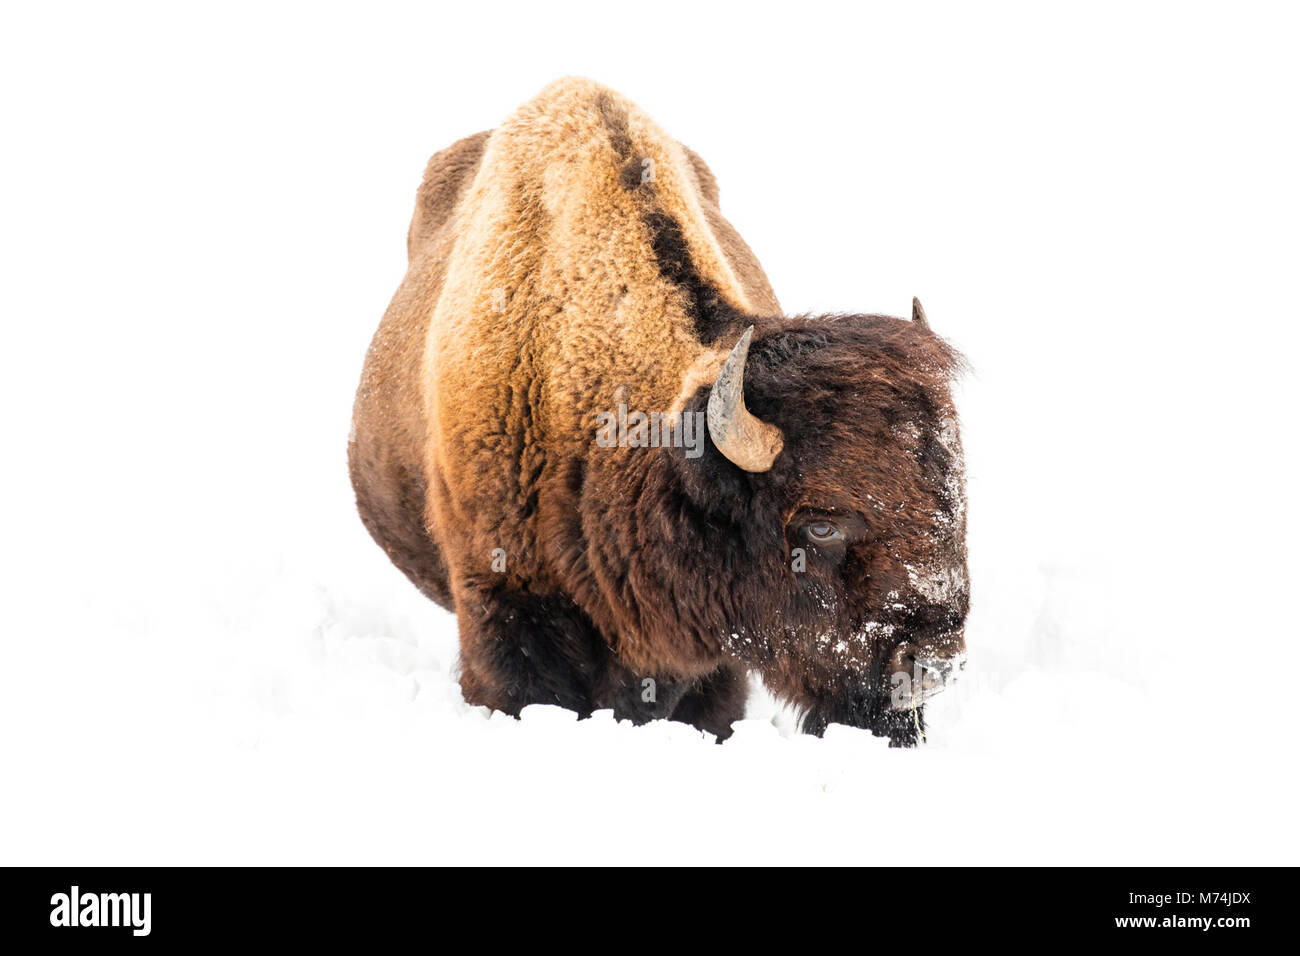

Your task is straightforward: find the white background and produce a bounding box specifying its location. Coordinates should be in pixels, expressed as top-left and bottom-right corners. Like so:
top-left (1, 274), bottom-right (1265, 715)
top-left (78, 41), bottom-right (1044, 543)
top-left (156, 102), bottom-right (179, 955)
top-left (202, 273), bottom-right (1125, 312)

top-left (2, 1), bottom-right (1297, 864)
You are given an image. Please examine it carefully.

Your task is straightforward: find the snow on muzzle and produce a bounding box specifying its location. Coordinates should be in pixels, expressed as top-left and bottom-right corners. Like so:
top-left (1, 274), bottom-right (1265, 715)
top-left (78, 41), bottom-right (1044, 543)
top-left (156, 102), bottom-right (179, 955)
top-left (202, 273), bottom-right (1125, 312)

top-left (886, 635), bottom-right (966, 710)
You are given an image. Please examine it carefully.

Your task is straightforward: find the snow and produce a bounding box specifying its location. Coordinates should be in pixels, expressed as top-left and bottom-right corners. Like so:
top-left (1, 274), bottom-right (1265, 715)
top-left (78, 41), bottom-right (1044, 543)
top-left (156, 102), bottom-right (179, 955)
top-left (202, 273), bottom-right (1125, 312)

top-left (2, 2), bottom-right (1298, 865)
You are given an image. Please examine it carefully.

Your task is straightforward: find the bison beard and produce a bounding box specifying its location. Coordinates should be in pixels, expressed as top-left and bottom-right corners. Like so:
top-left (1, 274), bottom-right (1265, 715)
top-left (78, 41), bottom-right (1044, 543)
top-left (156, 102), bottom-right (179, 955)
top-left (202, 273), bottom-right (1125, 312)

top-left (349, 79), bottom-right (968, 747)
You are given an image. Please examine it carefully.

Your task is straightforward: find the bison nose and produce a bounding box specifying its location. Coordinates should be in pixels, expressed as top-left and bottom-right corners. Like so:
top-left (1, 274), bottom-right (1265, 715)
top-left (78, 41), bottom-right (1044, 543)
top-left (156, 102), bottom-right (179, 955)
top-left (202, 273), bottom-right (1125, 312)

top-left (886, 637), bottom-right (966, 710)
top-left (887, 643), bottom-right (959, 687)
top-left (890, 621), bottom-right (965, 665)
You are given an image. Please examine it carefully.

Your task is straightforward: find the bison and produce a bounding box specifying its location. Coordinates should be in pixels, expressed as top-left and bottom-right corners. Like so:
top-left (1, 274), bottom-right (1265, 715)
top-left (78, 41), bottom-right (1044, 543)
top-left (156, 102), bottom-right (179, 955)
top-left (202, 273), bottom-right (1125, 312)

top-left (349, 78), bottom-right (968, 745)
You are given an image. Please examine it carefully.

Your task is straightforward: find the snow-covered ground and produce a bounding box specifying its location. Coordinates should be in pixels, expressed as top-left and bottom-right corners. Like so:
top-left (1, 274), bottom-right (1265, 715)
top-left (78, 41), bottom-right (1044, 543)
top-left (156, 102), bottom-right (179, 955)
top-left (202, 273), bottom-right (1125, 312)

top-left (2, 2), bottom-right (1297, 864)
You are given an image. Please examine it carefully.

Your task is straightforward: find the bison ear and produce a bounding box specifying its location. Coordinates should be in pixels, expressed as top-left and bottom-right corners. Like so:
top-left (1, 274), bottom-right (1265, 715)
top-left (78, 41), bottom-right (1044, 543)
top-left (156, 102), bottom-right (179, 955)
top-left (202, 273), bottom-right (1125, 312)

top-left (911, 296), bottom-right (931, 331)
top-left (707, 326), bottom-right (784, 473)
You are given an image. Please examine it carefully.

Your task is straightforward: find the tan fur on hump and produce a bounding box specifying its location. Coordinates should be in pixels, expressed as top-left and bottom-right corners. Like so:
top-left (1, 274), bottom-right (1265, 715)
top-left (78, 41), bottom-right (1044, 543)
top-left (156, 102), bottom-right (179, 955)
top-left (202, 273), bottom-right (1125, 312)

top-left (419, 79), bottom-right (778, 574)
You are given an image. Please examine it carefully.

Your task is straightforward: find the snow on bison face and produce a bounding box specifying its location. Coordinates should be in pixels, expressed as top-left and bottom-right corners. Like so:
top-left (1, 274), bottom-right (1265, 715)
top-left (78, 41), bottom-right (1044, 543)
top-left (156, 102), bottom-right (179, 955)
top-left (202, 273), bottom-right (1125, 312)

top-left (649, 310), bottom-right (968, 745)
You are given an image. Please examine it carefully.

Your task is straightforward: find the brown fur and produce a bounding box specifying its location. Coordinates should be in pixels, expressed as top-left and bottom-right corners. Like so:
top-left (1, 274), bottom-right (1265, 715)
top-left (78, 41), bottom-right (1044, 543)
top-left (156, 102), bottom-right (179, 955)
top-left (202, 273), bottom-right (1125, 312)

top-left (349, 79), bottom-right (968, 744)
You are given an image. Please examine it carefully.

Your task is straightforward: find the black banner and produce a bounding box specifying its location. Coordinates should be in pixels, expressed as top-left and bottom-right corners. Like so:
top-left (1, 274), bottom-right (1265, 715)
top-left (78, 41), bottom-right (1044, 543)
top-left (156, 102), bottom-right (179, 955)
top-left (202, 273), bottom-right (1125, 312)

top-left (0, 867), bottom-right (1285, 945)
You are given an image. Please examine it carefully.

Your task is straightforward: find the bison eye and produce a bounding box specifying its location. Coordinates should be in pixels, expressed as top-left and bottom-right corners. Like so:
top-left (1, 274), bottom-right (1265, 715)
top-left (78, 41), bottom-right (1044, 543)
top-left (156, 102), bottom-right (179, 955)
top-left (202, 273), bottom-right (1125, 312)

top-left (803, 520), bottom-right (844, 544)
top-left (789, 510), bottom-right (865, 564)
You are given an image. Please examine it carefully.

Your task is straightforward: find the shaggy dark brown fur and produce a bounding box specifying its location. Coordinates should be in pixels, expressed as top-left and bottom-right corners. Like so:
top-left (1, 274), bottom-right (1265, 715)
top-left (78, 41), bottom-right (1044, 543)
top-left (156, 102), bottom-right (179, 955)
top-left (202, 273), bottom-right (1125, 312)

top-left (349, 79), bottom-right (968, 745)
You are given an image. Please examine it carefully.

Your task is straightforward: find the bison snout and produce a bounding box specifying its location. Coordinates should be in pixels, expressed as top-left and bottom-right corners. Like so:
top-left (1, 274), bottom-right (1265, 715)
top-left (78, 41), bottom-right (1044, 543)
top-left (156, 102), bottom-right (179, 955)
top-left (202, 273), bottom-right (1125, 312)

top-left (886, 637), bottom-right (966, 711)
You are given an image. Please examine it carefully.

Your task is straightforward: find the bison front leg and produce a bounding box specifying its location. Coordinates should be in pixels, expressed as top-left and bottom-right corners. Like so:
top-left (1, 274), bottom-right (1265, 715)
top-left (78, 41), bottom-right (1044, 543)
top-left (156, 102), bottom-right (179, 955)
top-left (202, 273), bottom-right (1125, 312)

top-left (799, 689), bottom-right (923, 748)
top-left (598, 663), bottom-right (747, 741)
top-left (455, 586), bottom-right (611, 719)
top-left (668, 665), bottom-right (748, 741)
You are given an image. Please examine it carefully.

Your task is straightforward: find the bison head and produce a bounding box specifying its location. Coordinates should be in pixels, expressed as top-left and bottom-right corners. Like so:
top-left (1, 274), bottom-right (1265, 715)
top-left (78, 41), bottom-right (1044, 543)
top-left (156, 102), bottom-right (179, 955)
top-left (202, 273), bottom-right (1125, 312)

top-left (658, 302), bottom-right (967, 745)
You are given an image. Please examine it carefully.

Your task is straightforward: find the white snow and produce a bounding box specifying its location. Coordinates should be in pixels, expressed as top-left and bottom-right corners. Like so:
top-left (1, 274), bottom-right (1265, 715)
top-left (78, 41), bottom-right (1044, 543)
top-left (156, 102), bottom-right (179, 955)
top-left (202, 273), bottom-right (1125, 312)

top-left (2, 2), bottom-right (1298, 865)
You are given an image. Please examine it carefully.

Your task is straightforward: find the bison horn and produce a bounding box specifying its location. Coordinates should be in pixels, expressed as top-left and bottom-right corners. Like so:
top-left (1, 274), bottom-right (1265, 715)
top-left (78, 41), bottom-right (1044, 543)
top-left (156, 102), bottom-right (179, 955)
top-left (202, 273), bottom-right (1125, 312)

top-left (912, 296), bottom-right (931, 330)
top-left (707, 326), bottom-right (784, 472)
